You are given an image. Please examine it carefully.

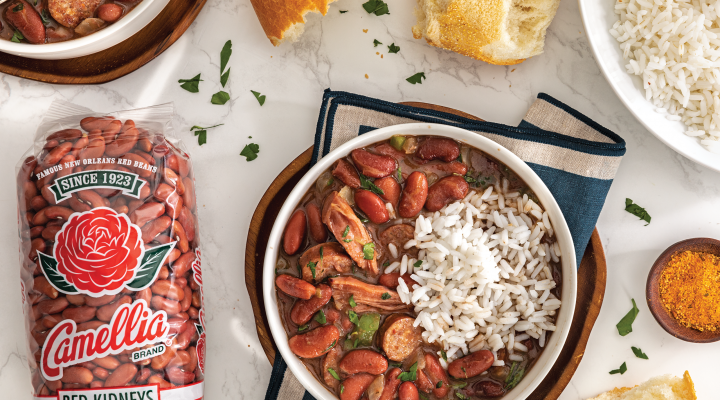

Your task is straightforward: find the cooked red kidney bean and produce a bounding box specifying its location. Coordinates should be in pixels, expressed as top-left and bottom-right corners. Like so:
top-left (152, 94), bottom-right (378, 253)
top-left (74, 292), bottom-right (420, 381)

top-left (398, 172), bottom-right (428, 218)
top-left (4, 0), bottom-right (45, 44)
top-left (288, 325), bottom-right (339, 358)
top-left (283, 210), bottom-right (306, 255)
top-left (275, 275), bottom-right (316, 300)
top-left (378, 368), bottom-right (402, 400)
top-left (415, 369), bottom-right (434, 394)
top-left (351, 149), bottom-right (397, 178)
top-left (423, 353), bottom-right (450, 397)
top-left (398, 381), bottom-right (420, 400)
top-left (306, 203), bottom-right (327, 243)
top-left (290, 284), bottom-right (332, 325)
top-left (425, 175), bottom-right (469, 212)
top-left (339, 373), bottom-right (375, 400)
top-left (476, 380), bottom-right (505, 397)
top-left (448, 350), bottom-right (494, 379)
top-left (374, 176), bottom-right (401, 206)
top-left (339, 349), bottom-right (388, 375)
top-left (332, 159), bottom-right (361, 188)
top-left (417, 137), bottom-right (460, 162)
top-left (354, 189), bottom-right (389, 224)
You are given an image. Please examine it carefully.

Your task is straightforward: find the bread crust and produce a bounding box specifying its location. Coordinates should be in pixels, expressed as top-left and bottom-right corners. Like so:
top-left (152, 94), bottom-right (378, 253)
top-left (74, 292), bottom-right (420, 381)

top-left (249, 0), bottom-right (336, 45)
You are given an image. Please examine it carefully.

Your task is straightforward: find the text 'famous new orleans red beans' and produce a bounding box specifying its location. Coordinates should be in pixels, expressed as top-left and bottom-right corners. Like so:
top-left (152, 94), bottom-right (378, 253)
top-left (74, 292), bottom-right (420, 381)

top-left (15, 102), bottom-right (206, 400)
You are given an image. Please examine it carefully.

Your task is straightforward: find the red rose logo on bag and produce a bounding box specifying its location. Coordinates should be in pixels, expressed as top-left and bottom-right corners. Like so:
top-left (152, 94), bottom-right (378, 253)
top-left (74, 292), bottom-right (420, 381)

top-left (37, 207), bottom-right (176, 297)
top-left (55, 207), bottom-right (144, 295)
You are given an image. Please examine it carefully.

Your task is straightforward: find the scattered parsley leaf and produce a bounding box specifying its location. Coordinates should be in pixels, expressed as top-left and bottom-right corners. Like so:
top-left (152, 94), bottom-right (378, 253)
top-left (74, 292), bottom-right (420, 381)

top-left (12, 3), bottom-right (23, 12)
top-left (349, 294), bottom-right (357, 308)
top-left (343, 225), bottom-right (350, 238)
top-left (178, 73), bottom-right (202, 93)
top-left (298, 324), bottom-right (309, 332)
top-left (452, 382), bottom-right (467, 389)
top-left (388, 43), bottom-right (400, 54)
top-left (383, 261), bottom-right (390, 267)
top-left (505, 362), bottom-right (525, 389)
top-left (373, 39), bottom-right (383, 47)
top-left (348, 310), bottom-right (359, 325)
top-left (397, 165), bottom-right (402, 182)
top-left (40, 9), bottom-right (51, 25)
top-left (251, 90), bottom-right (266, 106)
top-left (340, 385), bottom-right (344, 394)
top-left (455, 393), bottom-right (469, 400)
top-left (440, 350), bottom-right (447, 362)
top-left (211, 91), bottom-right (230, 105)
top-left (11, 30), bottom-right (24, 43)
top-left (398, 362), bottom-right (418, 382)
top-left (190, 124), bottom-right (222, 146)
top-left (625, 198), bottom-right (651, 225)
top-left (190, 124), bottom-right (223, 131)
top-left (436, 381), bottom-right (443, 389)
top-left (362, 0), bottom-right (389, 15)
top-left (314, 310), bottom-right (326, 324)
top-left (307, 261), bottom-right (317, 279)
top-left (339, 9), bottom-right (348, 13)
top-left (609, 362), bottom-right (627, 375)
top-left (220, 40), bottom-right (232, 74)
top-left (328, 368), bottom-right (340, 380)
top-left (617, 298), bottom-right (639, 336)
top-left (363, 242), bottom-right (375, 260)
top-left (325, 339), bottom-right (337, 352)
top-left (632, 346), bottom-right (648, 359)
top-left (220, 68), bottom-right (230, 88)
top-left (359, 173), bottom-right (385, 195)
top-left (240, 143), bottom-right (260, 161)
top-left (381, 292), bottom-right (391, 300)
top-left (414, 260), bottom-right (423, 268)
top-left (406, 72), bottom-right (426, 84)
top-left (344, 239), bottom-right (352, 243)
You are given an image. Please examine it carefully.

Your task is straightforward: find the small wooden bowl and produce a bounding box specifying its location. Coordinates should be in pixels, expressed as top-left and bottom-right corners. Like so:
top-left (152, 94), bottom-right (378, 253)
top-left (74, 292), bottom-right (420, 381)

top-left (646, 238), bottom-right (720, 343)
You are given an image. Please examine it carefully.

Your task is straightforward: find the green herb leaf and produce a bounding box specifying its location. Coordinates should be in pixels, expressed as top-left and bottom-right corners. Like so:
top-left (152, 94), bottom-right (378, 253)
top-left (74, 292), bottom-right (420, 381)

top-left (10, 30), bottom-right (24, 43)
top-left (414, 260), bottom-right (423, 268)
top-left (398, 362), bottom-right (418, 382)
top-left (625, 198), bottom-right (651, 225)
top-left (40, 9), bottom-right (51, 25)
top-left (455, 393), bottom-right (469, 400)
top-left (298, 324), bottom-right (309, 332)
top-left (328, 368), bottom-right (340, 380)
top-left (463, 171), bottom-right (477, 184)
top-left (220, 40), bottom-right (232, 74)
top-left (609, 362), bottom-right (627, 375)
top-left (436, 381), bottom-right (443, 388)
top-left (631, 346), bottom-right (648, 359)
top-left (190, 124), bottom-right (223, 131)
top-left (348, 310), bottom-right (359, 325)
top-left (397, 165), bottom-right (402, 182)
top-left (344, 239), bottom-right (352, 243)
top-left (339, 9), bottom-right (348, 13)
top-left (373, 39), bottom-right (383, 47)
top-left (251, 90), bottom-right (266, 106)
top-left (343, 225), bottom-right (350, 238)
top-left (240, 143), bottom-right (260, 161)
top-left (340, 385), bottom-right (344, 394)
top-left (362, 0), bottom-right (389, 15)
top-left (320, 246), bottom-right (324, 262)
top-left (388, 43), bottom-right (400, 54)
top-left (211, 91), bottom-right (230, 105)
top-left (383, 261), bottom-right (390, 267)
top-left (349, 294), bottom-right (357, 308)
top-left (359, 173), bottom-right (385, 195)
top-left (440, 350), bottom-right (447, 362)
top-left (381, 292), bottom-right (391, 300)
top-left (452, 381), bottom-right (467, 389)
top-left (178, 73), bottom-right (202, 93)
top-left (307, 261), bottom-right (317, 279)
top-left (220, 68), bottom-right (230, 88)
top-left (363, 242), bottom-right (375, 260)
top-left (194, 130), bottom-right (207, 145)
top-left (505, 361), bottom-right (525, 389)
top-left (616, 298), bottom-right (639, 336)
top-left (406, 72), bottom-right (426, 84)
top-left (315, 310), bottom-right (326, 324)
top-left (12, 3), bottom-right (23, 12)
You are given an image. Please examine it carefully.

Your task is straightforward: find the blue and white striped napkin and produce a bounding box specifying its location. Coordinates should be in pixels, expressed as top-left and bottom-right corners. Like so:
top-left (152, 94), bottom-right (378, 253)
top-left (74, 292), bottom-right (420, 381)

top-left (265, 90), bottom-right (626, 400)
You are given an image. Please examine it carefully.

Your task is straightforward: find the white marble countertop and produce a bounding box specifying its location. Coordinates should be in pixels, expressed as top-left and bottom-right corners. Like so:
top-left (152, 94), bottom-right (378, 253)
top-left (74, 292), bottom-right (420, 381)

top-left (1, 0), bottom-right (719, 398)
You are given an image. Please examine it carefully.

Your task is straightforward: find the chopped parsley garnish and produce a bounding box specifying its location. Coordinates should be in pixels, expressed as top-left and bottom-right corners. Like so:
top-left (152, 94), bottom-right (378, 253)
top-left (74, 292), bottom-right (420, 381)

top-left (240, 143), bottom-right (260, 161)
top-left (220, 40), bottom-right (232, 87)
top-left (359, 173), bottom-right (385, 195)
top-left (40, 9), bottom-right (51, 25)
top-left (362, 0), bottom-right (389, 15)
top-left (320, 246), bottom-right (324, 261)
top-left (414, 260), bottom-right (423, 268)
top-left (406, 72), bottom-right (426, 84)
top-left (190, 124), bottom-right (223, 146)
top-left (325, 339), bottom-right (337, 351)
top-left (455, 393), bottom-right (469, 400)
top-left (381, 292), bottom-right (391, 300)
top-left (211, 91), bottom-right (230, 105)
top-left (348, 310), bottom-right (359, 325)
top-left (505, 361), bottom-right (525, 389)
top-left (363, 242), bottom-right (375, 260)
top-left (328, 368), bottom-right (340, 380)
top-left (340, 385), bottom-right (344, 394)
top-left (221, 68), bottom-right (231, 87)
top-left (625, 198), bottom-right (651, 225)
top-left (398, 362), bottom-right (417, 382)
top-left (452, 381), bottom-right (467, 389)
top-left (373, 39), bottom-right (382, 47)
top-left (344, 239), bottom-right (352, 243)
top-left (12, 3), bottom-right (23, 12)
top-left (251, 90), bottom-right (266, 106)
top-left (349, 294), bottom-right (357, 308)
top-left (307, 262), bottom-right (317, 279)
top-left (339, 9), bottom-right (348, 13)
top-left (609, 362), bottom-right (627, 375)
top-left (632, 346), bottom-right (648, 359)
top-left (383, 261), bottom-right (390, 267)
top-left (314, 310), bottom-right (326, 324)
top-left (436, 381), bottom-right (443, 388)
top-left (10, 30), bottom-right (24, 43)
top-left (178, 74), bottom-right (202, 93)
top-left (616, 298), bottom-right (639, 336)
top-left (343, 225), bottom-right (350, 237)
top-left (388, 43), bottom-right (400, 54)
top-left (298, 324), bottom-right (309, 332)
top-left (440, 350), bottom-right (447, 362)
top-left (397, 165), bottom-right (402, 182)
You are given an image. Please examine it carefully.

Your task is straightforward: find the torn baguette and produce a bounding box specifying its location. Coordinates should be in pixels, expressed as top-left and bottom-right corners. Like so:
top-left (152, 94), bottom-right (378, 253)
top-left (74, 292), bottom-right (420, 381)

top-left (586, 371), bottom-right (696, 400)
top-left (249, 0), bottom-right (338, 46)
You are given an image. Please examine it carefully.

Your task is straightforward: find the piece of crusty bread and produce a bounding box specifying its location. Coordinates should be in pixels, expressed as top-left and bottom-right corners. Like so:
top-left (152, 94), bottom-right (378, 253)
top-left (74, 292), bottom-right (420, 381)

top-left (411, 0), bottom-right (560, 65)
top-left (249, 0), bottom-right (337, 46)
top-left (586, 371), bottom-right (697, 400)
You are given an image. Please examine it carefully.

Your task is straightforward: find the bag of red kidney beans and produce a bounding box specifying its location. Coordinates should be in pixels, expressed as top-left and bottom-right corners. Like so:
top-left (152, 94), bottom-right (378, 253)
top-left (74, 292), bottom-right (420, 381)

top-left (16, 101), bottom-right (206, 400)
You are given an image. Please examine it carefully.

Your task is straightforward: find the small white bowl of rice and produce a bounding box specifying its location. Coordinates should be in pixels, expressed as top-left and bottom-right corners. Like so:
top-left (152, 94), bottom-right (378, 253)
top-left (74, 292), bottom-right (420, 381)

top-left (264, 123), bottom-right (577, 400)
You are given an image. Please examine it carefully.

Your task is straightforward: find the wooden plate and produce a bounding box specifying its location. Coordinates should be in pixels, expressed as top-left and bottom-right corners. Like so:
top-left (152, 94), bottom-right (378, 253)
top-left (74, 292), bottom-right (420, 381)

top-left (0, 0), bottom-right (206, 84)
top-left (244, 103), bottom-right (607, 399)
top-left (646, 238), bottom-right (720, 343)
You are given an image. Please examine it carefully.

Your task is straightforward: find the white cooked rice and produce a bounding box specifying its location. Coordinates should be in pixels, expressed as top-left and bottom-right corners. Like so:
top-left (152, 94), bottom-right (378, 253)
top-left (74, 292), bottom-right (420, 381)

top-left (611, 0), bottom-right (720, 153)
top-left (396, 181), bottom-right (561, 364)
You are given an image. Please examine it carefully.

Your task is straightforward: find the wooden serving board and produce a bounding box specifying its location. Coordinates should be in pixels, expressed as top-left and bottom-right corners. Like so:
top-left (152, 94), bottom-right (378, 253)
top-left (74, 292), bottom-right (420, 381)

top-left (244, 103), bottom-right (607, 399)
top-left (0, 0), bottom-right (206, 84)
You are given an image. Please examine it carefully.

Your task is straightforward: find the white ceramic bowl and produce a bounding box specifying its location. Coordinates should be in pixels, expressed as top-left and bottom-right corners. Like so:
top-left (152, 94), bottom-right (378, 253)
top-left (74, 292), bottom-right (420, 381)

top-left (0, 0), bottom-right (170, 60)
top-left (264, 123), bottom-right (577, 400)
top-left (580, 0), bottom-right (720, 172)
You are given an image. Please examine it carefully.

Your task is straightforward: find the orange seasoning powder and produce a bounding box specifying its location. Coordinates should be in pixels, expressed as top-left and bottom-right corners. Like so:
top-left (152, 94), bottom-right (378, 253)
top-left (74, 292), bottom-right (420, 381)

top-left (659, 250), bottom-right (720, 332)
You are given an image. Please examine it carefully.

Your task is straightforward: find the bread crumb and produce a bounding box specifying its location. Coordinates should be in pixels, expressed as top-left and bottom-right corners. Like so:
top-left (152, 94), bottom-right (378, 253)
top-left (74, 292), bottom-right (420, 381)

top-left (363, 29), bottom-right (368, 33)
top-left (376, 52), bottom-right (379, 55)
top-left (381, 54), bottom-right (384, 58)
top-left (365, 74), bottom-right (369, 79)
top-left (511, 69), bottom-right (515, 72)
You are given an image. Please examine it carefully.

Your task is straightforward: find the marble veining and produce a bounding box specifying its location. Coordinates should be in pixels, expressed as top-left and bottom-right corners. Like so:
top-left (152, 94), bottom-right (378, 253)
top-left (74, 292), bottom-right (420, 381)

top-left (0, 0), bottom-right (719, 398)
